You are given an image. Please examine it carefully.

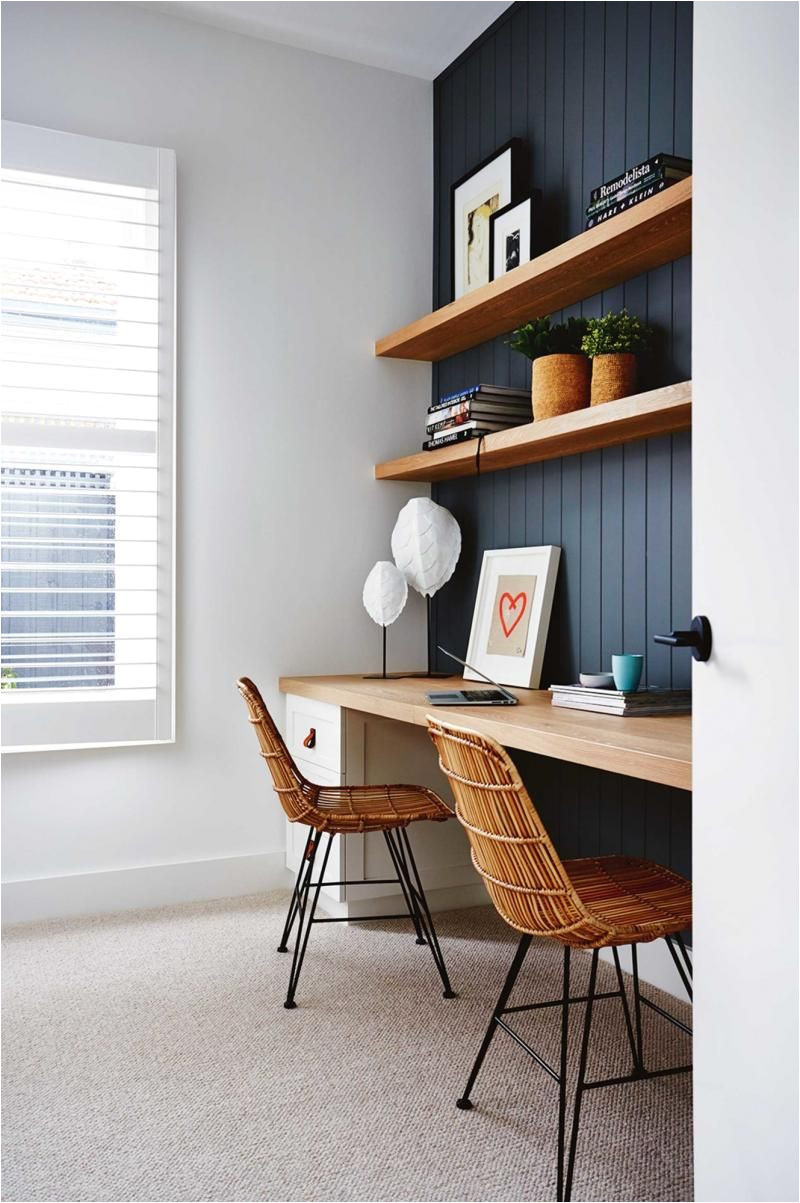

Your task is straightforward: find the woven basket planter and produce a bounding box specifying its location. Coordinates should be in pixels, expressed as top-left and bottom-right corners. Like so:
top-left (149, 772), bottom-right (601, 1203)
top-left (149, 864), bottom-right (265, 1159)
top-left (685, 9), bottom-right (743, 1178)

top-left (590, 352), bottom-right (637, 406)
top-left (531, 354), bottom-right (590, 421)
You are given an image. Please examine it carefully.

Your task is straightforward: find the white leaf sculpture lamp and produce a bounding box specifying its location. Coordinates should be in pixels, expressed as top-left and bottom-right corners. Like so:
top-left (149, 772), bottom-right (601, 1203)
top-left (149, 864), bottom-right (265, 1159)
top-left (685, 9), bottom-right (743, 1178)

top-left (362, 561), bottom-right (408, 627)
top-left (391, 497), bottom-right (461, 598)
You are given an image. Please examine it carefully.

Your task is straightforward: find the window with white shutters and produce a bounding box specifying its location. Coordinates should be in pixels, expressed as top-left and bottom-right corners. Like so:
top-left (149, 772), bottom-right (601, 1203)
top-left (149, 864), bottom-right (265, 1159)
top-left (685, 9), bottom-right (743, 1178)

top-left (1, 122), bottom-right (175, 750)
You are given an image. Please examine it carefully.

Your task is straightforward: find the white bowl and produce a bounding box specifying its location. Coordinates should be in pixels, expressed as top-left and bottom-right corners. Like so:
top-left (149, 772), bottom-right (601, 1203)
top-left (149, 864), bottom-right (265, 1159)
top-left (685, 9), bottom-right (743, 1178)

top-left (579, 672), bottom-right (615, 689)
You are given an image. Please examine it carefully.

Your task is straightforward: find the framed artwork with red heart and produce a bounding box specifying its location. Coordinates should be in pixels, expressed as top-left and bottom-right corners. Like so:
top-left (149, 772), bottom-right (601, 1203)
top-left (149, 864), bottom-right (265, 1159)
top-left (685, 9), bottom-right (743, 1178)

top-left (464, 546), bottom-right (561, 688)
top-left (486, 575), bottom-right (536, 657)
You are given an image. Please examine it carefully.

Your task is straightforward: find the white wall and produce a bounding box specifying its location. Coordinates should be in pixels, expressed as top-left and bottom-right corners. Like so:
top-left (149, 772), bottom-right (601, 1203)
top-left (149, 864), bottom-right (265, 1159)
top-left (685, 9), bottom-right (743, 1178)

top-left (693, 4), bottom-right (799, 1200)
top-left (1, 2), bottom-right (433, 920)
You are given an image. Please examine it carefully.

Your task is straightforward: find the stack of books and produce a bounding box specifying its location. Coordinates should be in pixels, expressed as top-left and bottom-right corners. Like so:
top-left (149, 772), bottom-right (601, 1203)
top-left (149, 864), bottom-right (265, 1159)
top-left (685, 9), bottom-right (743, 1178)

top-left (423, 384), bottom-right (532, 451)
top-left (550, 683), bottom-right (692, 717)
top-left (585, 153), bottom-right (692, 230)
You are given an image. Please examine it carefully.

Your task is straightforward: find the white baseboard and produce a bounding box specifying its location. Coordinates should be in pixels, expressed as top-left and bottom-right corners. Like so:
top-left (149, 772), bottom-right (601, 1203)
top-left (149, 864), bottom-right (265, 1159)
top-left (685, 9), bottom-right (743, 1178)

top-left (2, 851), bottom-right (287, 924)
top-left (316, 880), bottom-right (489, 921)
top-left (600, 939), bottom-right (692, 1002)
top-left (2, 864), bottom-right (692, 1003)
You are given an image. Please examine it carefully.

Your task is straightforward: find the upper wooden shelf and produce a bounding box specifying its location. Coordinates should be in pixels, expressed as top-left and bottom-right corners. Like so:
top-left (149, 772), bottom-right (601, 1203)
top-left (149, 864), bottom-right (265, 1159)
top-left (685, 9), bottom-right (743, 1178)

top-left (375, 381), bottom-right (691, 483)
top-left (375, 177), bottom-right (692, 362)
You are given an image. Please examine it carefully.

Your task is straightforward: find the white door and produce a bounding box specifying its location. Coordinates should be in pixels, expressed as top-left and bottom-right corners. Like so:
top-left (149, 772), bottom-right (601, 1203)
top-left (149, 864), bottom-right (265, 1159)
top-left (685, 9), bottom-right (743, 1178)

top-left (693, 4), bottom-right (798, 1200)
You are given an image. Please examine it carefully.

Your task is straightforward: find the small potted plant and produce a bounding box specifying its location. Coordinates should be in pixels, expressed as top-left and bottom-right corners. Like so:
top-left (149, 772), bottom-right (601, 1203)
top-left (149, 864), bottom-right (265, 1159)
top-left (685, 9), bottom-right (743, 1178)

top-left (581, 309), bottom-right (653, 405)
top-left (508, 315), bottom-right (589, 420)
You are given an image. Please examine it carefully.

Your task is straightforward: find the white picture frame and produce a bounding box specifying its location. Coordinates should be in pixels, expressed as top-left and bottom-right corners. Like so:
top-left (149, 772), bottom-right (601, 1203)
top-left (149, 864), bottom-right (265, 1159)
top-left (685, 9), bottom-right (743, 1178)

top-left (464, 546), bottom-right (561, 689)
top-left (490, 195), bottom-right (534, 281)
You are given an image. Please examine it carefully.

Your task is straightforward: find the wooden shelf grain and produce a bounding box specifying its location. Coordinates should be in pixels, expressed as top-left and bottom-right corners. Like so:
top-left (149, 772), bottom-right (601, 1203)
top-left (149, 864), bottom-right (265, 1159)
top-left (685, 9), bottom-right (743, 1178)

top-left (279, 675), bottom-right (692, 791)
top-left (374, 381), bottom-right (691, 483)
top-left (375, 178), bottom-right (692, 362)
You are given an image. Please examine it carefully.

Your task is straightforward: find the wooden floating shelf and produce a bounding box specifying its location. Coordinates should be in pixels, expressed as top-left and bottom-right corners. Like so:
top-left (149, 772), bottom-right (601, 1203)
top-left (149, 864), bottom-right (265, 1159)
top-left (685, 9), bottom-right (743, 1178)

top-left (374, 382), bottom-right (692, 483)
top-left (375, 177), bottom-right (692, 362)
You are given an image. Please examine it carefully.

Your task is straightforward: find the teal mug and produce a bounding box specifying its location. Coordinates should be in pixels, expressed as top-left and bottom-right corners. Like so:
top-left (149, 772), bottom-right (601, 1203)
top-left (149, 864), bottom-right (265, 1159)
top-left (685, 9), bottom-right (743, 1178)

top-left (612, 654), bottom-right (643, 693)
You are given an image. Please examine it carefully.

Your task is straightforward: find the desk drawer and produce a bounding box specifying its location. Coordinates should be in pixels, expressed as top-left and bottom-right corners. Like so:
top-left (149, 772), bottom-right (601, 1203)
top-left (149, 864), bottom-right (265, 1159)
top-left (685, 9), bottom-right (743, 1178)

top-left (285, 694), bottom-right (344, 775)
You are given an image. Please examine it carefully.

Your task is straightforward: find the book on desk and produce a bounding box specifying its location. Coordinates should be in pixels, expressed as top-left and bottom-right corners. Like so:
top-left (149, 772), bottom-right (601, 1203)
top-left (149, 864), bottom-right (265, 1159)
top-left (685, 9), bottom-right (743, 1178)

top-left (550, 684), bottom-right (692, 717)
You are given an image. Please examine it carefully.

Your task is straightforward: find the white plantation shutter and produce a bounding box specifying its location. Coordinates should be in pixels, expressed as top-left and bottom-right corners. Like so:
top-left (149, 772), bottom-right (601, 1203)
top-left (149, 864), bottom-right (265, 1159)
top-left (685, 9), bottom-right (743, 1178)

top-left (1, 122), bottom-right (175, 750)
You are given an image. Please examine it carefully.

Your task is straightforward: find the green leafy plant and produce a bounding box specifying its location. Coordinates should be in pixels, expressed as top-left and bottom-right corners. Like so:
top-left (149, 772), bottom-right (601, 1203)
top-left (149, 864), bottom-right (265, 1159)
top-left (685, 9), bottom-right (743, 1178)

top-left (507, 315), bottom-right (588, 361)
top-left (1, 667), bottom-right (17, 690)
top-left (580, 309), bottom-right (653, 357)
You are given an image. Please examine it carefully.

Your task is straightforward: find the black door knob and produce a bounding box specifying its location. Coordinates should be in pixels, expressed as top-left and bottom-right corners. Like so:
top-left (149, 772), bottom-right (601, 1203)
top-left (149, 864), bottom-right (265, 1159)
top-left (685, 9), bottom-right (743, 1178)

top-left (653, 615), bottom-right (712, 662)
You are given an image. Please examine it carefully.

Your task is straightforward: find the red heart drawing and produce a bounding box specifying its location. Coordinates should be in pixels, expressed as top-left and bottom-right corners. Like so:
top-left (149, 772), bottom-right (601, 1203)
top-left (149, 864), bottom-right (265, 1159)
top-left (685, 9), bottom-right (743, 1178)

top-left (499, 591), bottom-right (527, 638)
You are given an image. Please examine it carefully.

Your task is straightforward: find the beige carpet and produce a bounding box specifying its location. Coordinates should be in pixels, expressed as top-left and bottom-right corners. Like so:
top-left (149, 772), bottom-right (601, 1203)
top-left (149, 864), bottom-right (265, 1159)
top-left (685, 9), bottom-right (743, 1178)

top-left (2, 894), bottom-right (692, 1202)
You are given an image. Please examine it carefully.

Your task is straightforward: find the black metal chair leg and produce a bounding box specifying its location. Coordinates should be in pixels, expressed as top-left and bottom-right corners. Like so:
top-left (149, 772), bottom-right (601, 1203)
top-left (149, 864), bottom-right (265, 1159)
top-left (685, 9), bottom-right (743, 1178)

top-left (457, 933), bottom-right (532, 1110)
top-left (564, 949), bottom-right (599, 1202)
top-left (398, 826), bottom-right (456, 998)
top-left (631, 943), bottom-right (645, 1072)
top-left (277, 826), bottom-right (315, 952)
top-left (284, 833), bottom-right (333, 1009)
top-left (556, 946), bottom-right (571, 1202)
top-left (282, 829), bottom-right (322, 1006)
top-left (665, 934), bottom-right (693, 1001)
top-left (383, 829), bottom-right (427, 945)
top-left (611, 946), bottom-right (644, 1075)
top-left (391, 828), bottom-right (434, 949)
top-left (674, 931), bottom-right (693, 979)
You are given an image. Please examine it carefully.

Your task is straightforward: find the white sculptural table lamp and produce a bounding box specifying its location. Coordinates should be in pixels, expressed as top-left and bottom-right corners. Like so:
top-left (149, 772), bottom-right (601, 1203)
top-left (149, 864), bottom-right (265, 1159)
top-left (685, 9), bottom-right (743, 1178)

top-left (362, 560), bottom-right (408, 679)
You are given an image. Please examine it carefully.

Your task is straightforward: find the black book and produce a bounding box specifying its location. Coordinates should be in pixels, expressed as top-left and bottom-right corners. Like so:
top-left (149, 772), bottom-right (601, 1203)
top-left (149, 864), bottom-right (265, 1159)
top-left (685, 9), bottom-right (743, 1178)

top-left (590, 153), bottom-right (692, 204)
top-left (432, 383), bottom-right (530, 412)
top-left (427, 415), bottom-right (526, 436)
top-left (426, 398), bottom-right (531, 426)
top-left (586, 167), bottom-right (689, 217)
top-left (585, 178), bottom-right (675, 229)
top-left (423, 427), bottom-right (485, 451)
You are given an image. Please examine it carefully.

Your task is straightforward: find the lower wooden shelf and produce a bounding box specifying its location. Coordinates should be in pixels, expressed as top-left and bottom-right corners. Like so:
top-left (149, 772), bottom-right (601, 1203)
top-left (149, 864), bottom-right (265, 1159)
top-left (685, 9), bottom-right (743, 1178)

top-left (375, 381), bottom-right (692, 483)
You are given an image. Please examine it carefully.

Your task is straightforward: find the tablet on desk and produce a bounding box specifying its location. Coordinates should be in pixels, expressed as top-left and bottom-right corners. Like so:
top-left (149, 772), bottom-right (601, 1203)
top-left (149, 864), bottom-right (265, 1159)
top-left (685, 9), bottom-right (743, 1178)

top-left (427, 646), bottom-right (518, 706)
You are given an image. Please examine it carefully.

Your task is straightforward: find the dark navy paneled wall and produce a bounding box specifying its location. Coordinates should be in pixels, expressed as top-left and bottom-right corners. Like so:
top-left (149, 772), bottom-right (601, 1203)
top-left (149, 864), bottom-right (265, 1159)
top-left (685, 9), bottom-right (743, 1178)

top-left (430, 2), bottom-right (693, 872)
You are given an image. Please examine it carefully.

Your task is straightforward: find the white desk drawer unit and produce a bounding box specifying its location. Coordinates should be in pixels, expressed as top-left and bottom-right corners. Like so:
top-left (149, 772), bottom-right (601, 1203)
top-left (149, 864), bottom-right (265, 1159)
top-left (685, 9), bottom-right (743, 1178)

top-left (284, 747), bottom-right (345, 903)
top-left (281, 692), bottom-right (481, 918)
top-left (285, 694), bottom-right (344, 776)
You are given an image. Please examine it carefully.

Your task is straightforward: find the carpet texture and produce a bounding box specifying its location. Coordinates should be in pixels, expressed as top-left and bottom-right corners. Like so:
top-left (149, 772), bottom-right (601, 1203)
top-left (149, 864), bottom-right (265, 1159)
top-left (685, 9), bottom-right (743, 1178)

top-left (2, 894), bottom-right (692, 1202)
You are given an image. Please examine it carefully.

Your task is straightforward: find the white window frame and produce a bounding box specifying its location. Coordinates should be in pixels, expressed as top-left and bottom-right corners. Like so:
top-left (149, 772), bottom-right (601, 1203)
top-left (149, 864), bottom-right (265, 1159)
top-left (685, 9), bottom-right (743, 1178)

top-left (1, 121), bottom-right (176, 752)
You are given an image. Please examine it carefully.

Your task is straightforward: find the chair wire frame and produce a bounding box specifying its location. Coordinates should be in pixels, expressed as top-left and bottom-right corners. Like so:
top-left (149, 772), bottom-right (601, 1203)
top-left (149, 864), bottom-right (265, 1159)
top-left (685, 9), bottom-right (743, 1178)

top-left (236, 677), bottom-right (456, 1006)
top-left (428, 715), bottom-right (692, 1203)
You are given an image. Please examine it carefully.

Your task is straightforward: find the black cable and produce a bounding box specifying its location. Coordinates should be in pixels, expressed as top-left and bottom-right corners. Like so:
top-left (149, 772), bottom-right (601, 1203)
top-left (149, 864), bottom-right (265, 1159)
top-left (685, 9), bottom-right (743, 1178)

top-left (475, 432), bottom-right (487, 477)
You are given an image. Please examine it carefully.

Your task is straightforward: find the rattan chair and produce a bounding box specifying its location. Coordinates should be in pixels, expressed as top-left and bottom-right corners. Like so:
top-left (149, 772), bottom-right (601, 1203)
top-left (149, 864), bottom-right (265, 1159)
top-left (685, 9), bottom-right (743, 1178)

top-left (427, 715), bottom-right (692, 1203)
top-left (237, 677), bottom-right (456, 1008)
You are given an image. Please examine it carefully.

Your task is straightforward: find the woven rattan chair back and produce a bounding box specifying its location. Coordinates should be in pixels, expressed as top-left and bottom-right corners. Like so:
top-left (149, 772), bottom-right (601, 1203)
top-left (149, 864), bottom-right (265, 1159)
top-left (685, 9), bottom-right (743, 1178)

top-left (237, 677), bottom-right (315, 825)
top-left (428, 716), bottom-right (600, 944)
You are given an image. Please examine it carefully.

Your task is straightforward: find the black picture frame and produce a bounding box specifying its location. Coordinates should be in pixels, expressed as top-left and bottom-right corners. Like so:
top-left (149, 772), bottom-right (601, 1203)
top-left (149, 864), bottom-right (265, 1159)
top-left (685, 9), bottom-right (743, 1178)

top-left (488, 193), bottom-right (538, 282)
top-left (450, 138), bottom-right (529, 301)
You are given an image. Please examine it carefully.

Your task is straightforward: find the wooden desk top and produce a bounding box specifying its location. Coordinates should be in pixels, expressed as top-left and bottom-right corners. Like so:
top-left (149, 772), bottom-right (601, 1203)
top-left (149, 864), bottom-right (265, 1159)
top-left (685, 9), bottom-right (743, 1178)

top-left (278, 675), bottom-right (691, 792)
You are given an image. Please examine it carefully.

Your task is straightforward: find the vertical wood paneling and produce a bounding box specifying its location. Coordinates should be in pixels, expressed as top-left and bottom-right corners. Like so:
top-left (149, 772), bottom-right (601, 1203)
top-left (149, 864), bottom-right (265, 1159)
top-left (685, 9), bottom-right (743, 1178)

top-left (600, 445), bottom-right (624, 669)
top-left (622, 2), bottom-right (651, 344)
top-left (430, 2), bottom-right (693, 873)
top-left (579, 451), bottom-right (602, 675)
top-left (563, 4), bottom-right (585, 251)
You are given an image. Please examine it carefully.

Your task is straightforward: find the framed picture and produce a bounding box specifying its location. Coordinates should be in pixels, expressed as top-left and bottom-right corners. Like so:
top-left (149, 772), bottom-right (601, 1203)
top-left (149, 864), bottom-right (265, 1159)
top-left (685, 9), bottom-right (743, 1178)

top-left (451, 139), bottom-right (527, 300)
top-left (489, 195), bottom-right (535, 281)
top-left (464, 546), bottom-right (561, 689)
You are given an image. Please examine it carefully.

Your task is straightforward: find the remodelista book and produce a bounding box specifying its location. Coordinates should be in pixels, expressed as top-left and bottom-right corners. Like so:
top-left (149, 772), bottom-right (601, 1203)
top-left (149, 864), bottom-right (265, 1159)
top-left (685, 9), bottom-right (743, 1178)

top-left (585, 178), bottom-right (677, 229)
top-left (586, 167), bottom-right (689, 216)
top-left (589, 152), bottom-right (692, 203)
